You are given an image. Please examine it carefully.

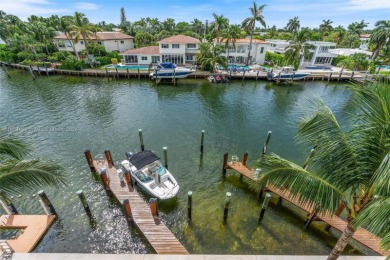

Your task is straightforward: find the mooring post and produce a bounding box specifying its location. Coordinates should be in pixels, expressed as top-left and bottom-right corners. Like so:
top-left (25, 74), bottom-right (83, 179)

top-left (115, 67), bottom-right (119, 79)
top-left (241, 70), bottom-right (246, 85)
top-left (256, 70), bottom-right (259, 81)
top-left (2, 63), bottom-right (11, 78)
top-left (200, 130), bottom-right (205, 159)
top-left (126, 68), bottom-right (129, 79)
top-left (242, 152), bottom-right (248, 166)
top-left (258, 193), bottom-right (271, 224)
top-left (105, 67), bottom-right (109, 80)
top-left (104, 149), bottom-right (114, 166)
top-left (338, 67), bottom-right (344, 81)
top-left (304, 207), bottom-right (318, 229)
top-left (84, 149), bottom-right (96, 173)
top-left (229, 69), bottom-right (232, 79)
top-left (99, 167), bottom-right (111, 196)
top-left (123, 168), bottom-right (133, 189)
top-left (149, 198), bottom-right (159, 223)
top-left (328, 72), bottom-right (333, 82)
top-left (28, 65), bottom-right (36, 80)
top-left (173, 69), bottom-right (176, 85)
top-left (44, 64), bottom-right (49, 77)
top-left (303, 148), bottom-right (315, 170)
top-left (162, 147), bottom-right (168, 170)
top-left (138, 129), bottom-right (145, 151)
top-left (187, 191), bottom-right (192, 222)
top-left (223, 192), bottom-right (231, 223)
top-left (122, 199), bottom-right (133, 224)
top-left (350, 71), bottom-right (355, 80)
top-left (0, 190), bottom-right (18, 214)
top-left (77, 190), bottom-right (92, 218)
top-left (38, 190), bottom-right (56, 215)
top-left (222, 152), bottom-right (229, 177)
top-left (262, 131), bottom-right (272, 156)
top-left (137, 68), bottom-right (140, 79)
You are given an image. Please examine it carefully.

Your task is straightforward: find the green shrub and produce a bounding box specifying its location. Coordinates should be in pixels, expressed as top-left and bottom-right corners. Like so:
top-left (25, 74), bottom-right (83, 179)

top-left (96, 56), bottom-right (111, 66)
top-left (48, 51), bottom-right (71, 62)
top-left (332, 55), bottom-right (347, 66)
top-left (59, 55), bottom-right (87, 70)
top-left (265, 51), bottom-right (285, 66)
top-left (0, 45), bottom-right (18, 63)
top-left (17, 51), bottom-right (35, 62)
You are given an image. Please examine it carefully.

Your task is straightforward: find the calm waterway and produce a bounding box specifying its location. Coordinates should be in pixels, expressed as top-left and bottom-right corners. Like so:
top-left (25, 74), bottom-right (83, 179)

top-left (0, 68), bottom-right (376, 255)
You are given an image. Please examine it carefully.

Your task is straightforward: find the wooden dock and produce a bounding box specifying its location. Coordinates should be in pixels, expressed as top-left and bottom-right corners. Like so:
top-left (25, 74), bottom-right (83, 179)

top-left (0, 214), bottom-right (56, 253)
top-left (92, 160), bottom-right (188, 255)
top-left (225, 160), bottom-right (389, 257)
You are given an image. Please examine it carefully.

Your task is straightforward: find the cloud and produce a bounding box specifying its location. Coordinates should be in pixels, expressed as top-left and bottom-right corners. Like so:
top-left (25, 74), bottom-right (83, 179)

top-left (0, 0), bottom-right (69, 19)
top-left (75, 2), bottom-right (99, 10)
top-left (341, 0), bottom-right (390, 10)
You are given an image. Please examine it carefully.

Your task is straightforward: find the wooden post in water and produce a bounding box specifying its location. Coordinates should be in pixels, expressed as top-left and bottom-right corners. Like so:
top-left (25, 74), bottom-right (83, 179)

top-left (29, 65), bottom-right (36, 80)
top-left (122, 199), bottom-right (133, 224)
top-left (338, 67), bottom-right (344, 81)
top-left (44, 64), bottom-right (49, 77)
top-left (99, 167), bottom-right (111, 195)
top-left (105, 68), bottom-right (109, 81)
top-left (36, 66), bottom-right (41, 76)
top-left (38, 190), bottom-right (56, 215)
top-left (350, 71), bottom-right (355, 80)
top-left (77, 190), bottom-right (92, 218)
top-left (149, 198), bottom-right (159, 223)
top-left (222, 152), bottom-right (229, 177)
top-left (223, 192), bottom-right (231, 223)
top-left (138, 129), bottom-right (145, 151)
top-left (163, 147), bottom-right (168, 169)
top-left (115, 67), bottom-right (119, 79)
top-left (241, 70), bottom-right (246, 85)
top-left (155, 69), bottom-right (158, 85)
top-left (262, 131), bottom-right (272, 156)
top-left (123, 168), bottom-right (133, 189)
top-left (256, 70), bottom-right (259, 81)
top-left (303, 148), bottom-right (315, 170)
top-left (304, 207), bottom-right (318, 229)
top-left (0, 190), bottom-right (18, 214)
top-left (187, 191), bottom-right (192, 222)
top-left (173, 69), bottom-right (176, 85)
top-left (104, 149), bottom-right (114, 166)
top-left (2, 63), bottom-right (11, 78)
top-left (242, 152), bottom-right (248, 166)
top-left (84, 149), bottom-right (96, 173)
top-left (137, 68), bottom-right (140, 79)
top-left (229, 69), bottom-right (232, 80)
top-left (258, 193), bottom-right (271, 224)
top-left (328, 72), bottom-right (333, 82)
top-left (200, 130), bottom-right (205, 159)
top-left (126, 68), bottom-right (129, 79)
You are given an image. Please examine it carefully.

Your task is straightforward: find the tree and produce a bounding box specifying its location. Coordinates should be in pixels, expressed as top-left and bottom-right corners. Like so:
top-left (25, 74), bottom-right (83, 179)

top-left (0, 130), bottom-right (65, 195)
top-left (57, 16), bottom-right (80, 59)
top-left (241, 2), bottom-right (266, 65)
top-left (319, 19), bottom-right (333, 39)
top-left (221, 24), bottom-right (241, 63)
top-left (284, 29), bottom-right (311, 69)
top-left (195, 42), bottom-right (227, 71)
top-left (337, 53), bottom-right (370, 70)
top-left (210, 13), bottom-right (229, 43)
top-left (370, 20), bottom-right (390, 59)
top-left (340, 33), bottom-right (360, 48)
top-left (348, 20), bottom-right (369, 35)
top-left (134, 31), bottom-right (154, 48)
top-left (191, 19), bottom-right (204, 35)
top-left (286, 17), bottom-right (300, 33)
top-left (163, 18), bottom-right (175, 32)
top-left (255, 83), bottom-right (390, 260)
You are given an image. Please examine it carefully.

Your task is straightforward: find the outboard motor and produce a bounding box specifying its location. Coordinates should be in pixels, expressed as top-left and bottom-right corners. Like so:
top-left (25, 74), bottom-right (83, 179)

top-left (125, 152), bottom-right (134, 160)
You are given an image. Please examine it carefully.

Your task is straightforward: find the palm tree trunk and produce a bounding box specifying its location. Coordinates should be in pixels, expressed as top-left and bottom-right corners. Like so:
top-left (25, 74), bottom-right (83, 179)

top-left (327, 223), bottom-right (356, 260)
top-left (65, 34), bottom-right (80, 60)
top-left (370, 45), bottom-right (381, 60)
top-left (246, 29), bottom-right (253, 66)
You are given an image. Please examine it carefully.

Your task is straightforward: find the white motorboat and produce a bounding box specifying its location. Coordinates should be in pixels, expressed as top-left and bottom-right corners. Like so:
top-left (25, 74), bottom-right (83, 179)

top-left (267, 66), bottom-right (311, 81)
top-left (149, 62), bottom-right (193, 79)
top-left (121, 150), bottom-right (179, 200)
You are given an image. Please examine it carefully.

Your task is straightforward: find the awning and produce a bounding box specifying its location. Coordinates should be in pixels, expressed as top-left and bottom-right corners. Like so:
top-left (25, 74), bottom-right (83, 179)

top-left (129, 150), bottom-right (160, 170)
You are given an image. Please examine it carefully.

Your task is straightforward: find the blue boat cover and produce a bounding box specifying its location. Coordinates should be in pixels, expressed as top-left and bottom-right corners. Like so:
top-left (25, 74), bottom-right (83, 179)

top-left (157, 62), bottom-right (177, 69)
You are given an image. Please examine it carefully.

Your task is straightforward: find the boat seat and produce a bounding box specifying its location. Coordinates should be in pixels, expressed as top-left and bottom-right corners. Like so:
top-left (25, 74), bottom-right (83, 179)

top-left (163, 180), bottom-right (174, 189)
top-left (231, 155), bottom-right (239, 165)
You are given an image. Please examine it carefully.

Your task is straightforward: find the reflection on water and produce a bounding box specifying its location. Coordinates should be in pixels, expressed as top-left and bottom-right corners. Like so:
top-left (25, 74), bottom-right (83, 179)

top-left (0, 68), bottom-right (373, 255)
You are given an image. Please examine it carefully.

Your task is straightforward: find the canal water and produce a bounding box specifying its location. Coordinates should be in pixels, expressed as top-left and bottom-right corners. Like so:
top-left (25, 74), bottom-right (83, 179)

top-left (0, 69), bottom-right (375, 255)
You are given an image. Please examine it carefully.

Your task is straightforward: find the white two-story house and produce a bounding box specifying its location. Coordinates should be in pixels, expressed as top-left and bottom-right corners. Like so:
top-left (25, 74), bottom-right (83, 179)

top-left (121, 35), bottom-right (200, 65)
top-left (54, 32), bottom-right (134, 53)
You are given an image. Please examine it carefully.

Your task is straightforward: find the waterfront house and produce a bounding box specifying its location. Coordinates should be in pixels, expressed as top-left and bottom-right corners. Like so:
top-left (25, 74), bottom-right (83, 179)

top-left (54, 32), bottom-right (134, 53)
top-left (121, 35), bottom-right (200, 65)
top-left (215, 38), bottom-right (268, 65)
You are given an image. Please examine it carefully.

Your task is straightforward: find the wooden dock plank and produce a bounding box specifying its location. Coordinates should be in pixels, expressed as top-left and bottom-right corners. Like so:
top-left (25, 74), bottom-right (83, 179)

top-left (93, 160), bottom-right (188, 255)
top-left (0, 214), bottom-right (56, 253)
top-left (226, 162), bottom-right (389, 256)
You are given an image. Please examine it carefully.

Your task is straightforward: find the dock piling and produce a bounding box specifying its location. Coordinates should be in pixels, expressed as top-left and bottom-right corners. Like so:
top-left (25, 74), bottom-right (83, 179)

top-left (262, 131), bottom-right (272, 156)
top-left (328, 72), bottom-right (333, 82)
top-left (84, 149), bottom-right (96, 173)
top-left (126, 68), bottom-right (129, 79)
top-left (163, 147), bottom-right (168, 169)
top-left (304, 207), bottom-right (318, 229)
top-left (37, 190), bottom-right (56, 215)
top-left (122, 199), bottom-right (133, 224)
top-left (77, 190), bottom-right (92, 218)
top-left (44, 64), bottom-right (49, 77)
top-left (187, 191), bottom-right (192, 222)
top-left (222, 152), bottom-right (229, 177)
top-left (256, 71), bottom-right (259, 81)
top-left (223, 192), bottom-right (231, 223)
top-left (200, 130), bottom-right (205, 159)
top-left (2, 63), bottom-right (11, 78)
top-left (28, 65), bottom-right (36, 80)
top-left (138, 129), bottom-right (145, 151)
top-left (123, 168), bottom-right (133, 189)
top-left (0, 190), bottom-right (18, 214)
top-left (258, 193), bottom-right (271, 224)
top-left (99, 167), bottom-right (111, 195)
top-left (38, 199), bottom-right (51, 215)
top-left (149, 198), bottom-right (159, 223)
top-left (104, 149), bottom-right (114, 166)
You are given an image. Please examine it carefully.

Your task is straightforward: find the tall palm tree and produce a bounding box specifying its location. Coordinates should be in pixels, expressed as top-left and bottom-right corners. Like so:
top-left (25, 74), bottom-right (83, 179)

top-left (284, 29), bottom-right (311, 69)
top-left (370, 20), bottom-right (390, 59)
top-left (191, 18), bottom-right (203, 35)
top-left (255, 83), bottom-right (390, 260)
top-left (286, 17), bottom-right (300, 33)
top-left (195, 42), bottom-right (227, 72)
top-left (210, 13), bottom-right (229, 43)
top-left (0, 130), bottom-right (65, 195)
top-left (333, 25), bottom-right (346, 46)
top-left (57, 16), bottom-right (80, 59)
top-left (241, 2), bottom-right (266, 65)
top-left (319, 19), bottom-right (333, 39)
top-left (68, 12), bottom-right (95, 63)
top-left (221, 24), bottom-right (241, 63)
top-left (348, 20), bottom-right (369, 35)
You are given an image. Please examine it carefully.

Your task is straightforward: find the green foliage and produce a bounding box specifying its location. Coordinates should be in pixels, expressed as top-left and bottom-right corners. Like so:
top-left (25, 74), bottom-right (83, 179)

top-left (0, 44), bottom-right (17, 62)
top-left (87, 43), bottom-right (106, 56)
top-left (96, 56), bottom-right (111, 66)
top-left (265, 51), bottom-right (285, 66)
top-left (17, 51), bottom-right (35, 61)
top-left (337, 53), bottom-right (370, 70)
top-left (331, 55), bottom-right (347, 66)
top-left (19, 60), bottom-right (51, 66)
top-left (134, 31), bottom-right (154, 48)
top-left (47, 51), bottom-right (71, 62)
top-left (59, 55), bottom-right (87, 70)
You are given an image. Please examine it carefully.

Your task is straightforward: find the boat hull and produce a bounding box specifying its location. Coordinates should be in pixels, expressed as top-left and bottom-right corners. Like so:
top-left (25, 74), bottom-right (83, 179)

top-left (267, 71), bottom-right (310, 81)
top-left (150, 70), bottom-right (193, 79)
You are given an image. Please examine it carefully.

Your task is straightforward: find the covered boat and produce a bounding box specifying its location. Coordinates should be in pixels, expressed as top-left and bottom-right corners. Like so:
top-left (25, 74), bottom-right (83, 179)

top-left (150, 62), bottom-right (194, 79)
top-left (121, 150), bottom-right (179, 200)
top-left (267, 66), bottom-right (311, 81)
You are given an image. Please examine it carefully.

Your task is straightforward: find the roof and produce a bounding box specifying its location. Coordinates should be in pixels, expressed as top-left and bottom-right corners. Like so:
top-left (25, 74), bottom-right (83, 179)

top-left (121, 46), bottom-right (159, 55)
top-left (158, 35), bottom-right (200, 44)
top-left (216, 38), bottom-right (267, 44)
top-left (329, 48), bottom-right (372, 56)
top-left (129, 150), bottom-right (160, 170)
top-left (54, 32), bottom-right (134, 40)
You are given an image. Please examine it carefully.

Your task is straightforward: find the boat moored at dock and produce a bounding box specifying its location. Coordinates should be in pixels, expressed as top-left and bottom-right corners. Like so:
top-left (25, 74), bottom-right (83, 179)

top-left (267, 66), bottom-right (311, 81)
top-left (149, 62), bottom-right (194, 79)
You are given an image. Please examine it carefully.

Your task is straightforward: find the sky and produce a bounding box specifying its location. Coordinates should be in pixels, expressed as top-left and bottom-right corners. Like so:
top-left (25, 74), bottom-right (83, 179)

top-left (0, 0), bottom-right (389, 29)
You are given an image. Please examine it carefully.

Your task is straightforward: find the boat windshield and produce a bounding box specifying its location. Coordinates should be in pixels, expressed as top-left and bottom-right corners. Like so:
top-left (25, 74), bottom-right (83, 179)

top-left (135, 172), bottom-right (154, 183)
top-left (157, 166), bottom-right (167, 176)
top-left (157, 62), bottom-right (177, 69)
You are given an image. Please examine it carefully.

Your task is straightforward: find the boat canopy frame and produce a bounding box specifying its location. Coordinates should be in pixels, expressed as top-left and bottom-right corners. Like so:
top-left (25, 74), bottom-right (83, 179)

top-left (129, 150), bottom-right (160, 170)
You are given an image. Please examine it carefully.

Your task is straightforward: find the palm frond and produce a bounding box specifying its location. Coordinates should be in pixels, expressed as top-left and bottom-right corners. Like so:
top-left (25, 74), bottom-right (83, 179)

top-left (370, 151), bottom-right (390, 196)
top-left (0, 130), bottom-right (31, 160)
top-left (0, 158), bottom-right (66, 195)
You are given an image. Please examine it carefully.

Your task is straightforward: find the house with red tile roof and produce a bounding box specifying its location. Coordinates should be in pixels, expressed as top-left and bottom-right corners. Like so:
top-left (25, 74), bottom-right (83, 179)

top-left (215, 38), bottom-right (269, 65)
top-left (121, 35), bottom-right (200, 65)
top-left (54, 32), bottom-right (134, 53)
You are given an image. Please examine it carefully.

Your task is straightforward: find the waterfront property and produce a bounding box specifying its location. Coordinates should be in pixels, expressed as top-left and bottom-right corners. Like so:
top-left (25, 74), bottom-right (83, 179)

top-left (215, 38), bottom-right (268, 65)
top-left (121, 35), bottom-right (200, 65)
top-left (54, 32), bottom-right (134, 53)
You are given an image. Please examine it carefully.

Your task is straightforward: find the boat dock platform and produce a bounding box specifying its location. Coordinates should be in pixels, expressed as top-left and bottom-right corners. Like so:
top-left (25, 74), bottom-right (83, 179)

top-left (0, 214), bottom-right (56, 253)
top-left (223, 156), bottom-right (389, 257)
top-left (87, 150), bottom-right (188, 255)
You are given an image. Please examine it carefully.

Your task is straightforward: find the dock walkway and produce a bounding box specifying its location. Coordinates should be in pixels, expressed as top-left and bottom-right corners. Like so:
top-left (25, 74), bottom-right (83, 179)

top-left (225, 161), bottom-right (389, 257)
top-left (92, 160), bottom-right (188, 255)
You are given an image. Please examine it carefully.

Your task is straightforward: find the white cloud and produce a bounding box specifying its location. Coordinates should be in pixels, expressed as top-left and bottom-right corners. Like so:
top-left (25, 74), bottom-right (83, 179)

top-left (75, 2), bottom-right (99, 10)
top-left (0, 0), bottom-right (69, 20)
top-left (341, 0), bottom-right (390, 10)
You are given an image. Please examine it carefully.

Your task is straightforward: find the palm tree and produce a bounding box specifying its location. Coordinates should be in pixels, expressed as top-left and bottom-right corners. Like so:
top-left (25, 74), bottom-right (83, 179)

top-left (284, 29), bottom-right (311, 69)
top-left (221, 24), bottom-right (241, 63)
top-left (319, 19), bottom-right (333, 39)
top-left (191, 19), bottom-right (203, 35)
top-left (370, 20), bottom-right (390, 59)
top-left (68, 12), bottom-right (95, 63)
top-left (195, 42), bottom-right (227, 72)
top-left (348, 20), bottom-right (369, 35)
top-left (57, 16), bottom-right (80, 59)
top-left (333, 25), bottom-right (346, 46)
top-left (0, 130), bottom-right (65, 195)
top-left (286, 17), bottom-right (300, 33)
top-left (255, 83), bottom-right (390, 260)
top-left (210, 13), bottom-right (229, 43)
top-left (241, 2), bottom-right (266, 65)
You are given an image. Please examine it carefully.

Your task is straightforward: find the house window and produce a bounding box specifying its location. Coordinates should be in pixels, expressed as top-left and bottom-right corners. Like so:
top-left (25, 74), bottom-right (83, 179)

top-left (172, 44), bottom-right (179, 48)
top-left (187, 44), bottom-right (196, 48)
top-left (186, 55), bottom-right (193, 61)
top-left (80, 41), bottom-right (84, 45)
top-left (152, 56), bottom-right (160, 63)
top-left (161, 44), bottom-right (169, 48)
top-left (124, 55), bottom-right (138, 63)
top-left (120, 40), bottom-right (124, 44)
top-left (97, 41), bottom-right (102, 45)
top-left (141, 56), bottom-right (148, 61)
top-left (260, 47), bottom-right (264, 54)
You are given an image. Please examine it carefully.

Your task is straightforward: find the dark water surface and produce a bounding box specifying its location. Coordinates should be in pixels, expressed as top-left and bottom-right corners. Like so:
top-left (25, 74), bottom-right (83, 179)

top-left (0, 68), bottom-right (375, 255)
